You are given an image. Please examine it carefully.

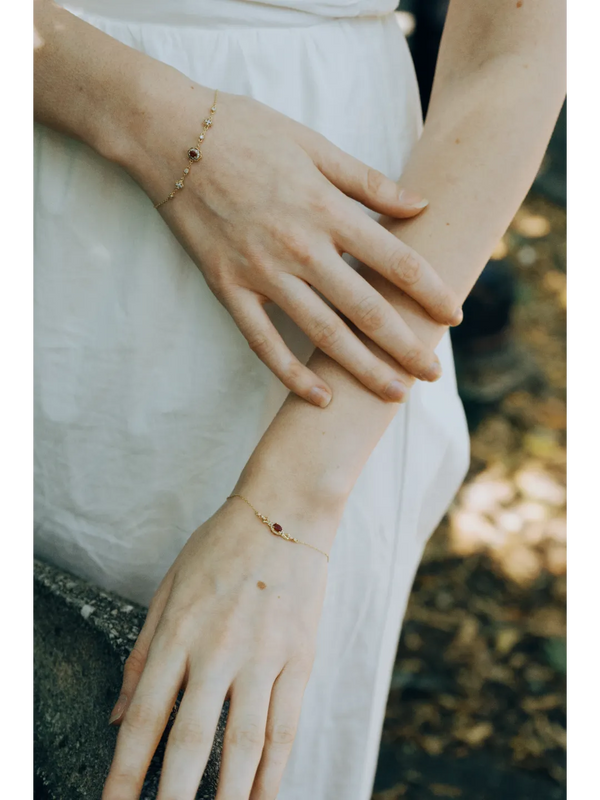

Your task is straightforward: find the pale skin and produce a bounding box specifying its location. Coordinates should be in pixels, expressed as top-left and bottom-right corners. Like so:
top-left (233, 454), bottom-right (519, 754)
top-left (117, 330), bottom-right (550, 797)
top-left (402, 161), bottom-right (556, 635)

top-left (34, 1), bottom-right (566, 798)
top-left (34, 0), bottom-right (468, 409)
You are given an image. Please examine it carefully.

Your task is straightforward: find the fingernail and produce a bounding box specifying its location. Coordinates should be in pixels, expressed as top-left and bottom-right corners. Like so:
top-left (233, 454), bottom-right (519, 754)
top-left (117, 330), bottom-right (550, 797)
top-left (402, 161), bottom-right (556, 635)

top-left (308, 387), bottom-right (332, 408)
top-left (109, 694), bottom-right (127, 726)
top-left (384, 380), bottom-right (408, 402)
top-left (423, 361), bottom-right (443, 382)
top-left (450, 307), bottom-right (464, 326)
top-left (398, 189), bottom-right (429, 209)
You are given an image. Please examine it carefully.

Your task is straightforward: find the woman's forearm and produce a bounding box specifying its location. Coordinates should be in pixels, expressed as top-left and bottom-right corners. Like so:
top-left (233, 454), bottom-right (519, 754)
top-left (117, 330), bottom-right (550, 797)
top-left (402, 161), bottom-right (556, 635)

top-left (236, 0), bottom-right (566, 545)
top-left (34, 0), bottom-right (210, 161)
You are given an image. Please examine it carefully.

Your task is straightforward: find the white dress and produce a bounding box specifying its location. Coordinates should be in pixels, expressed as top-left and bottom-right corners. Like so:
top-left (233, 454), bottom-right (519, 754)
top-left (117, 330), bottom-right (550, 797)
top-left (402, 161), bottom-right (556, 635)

top-left (34, 1), bottom-right (470, 797)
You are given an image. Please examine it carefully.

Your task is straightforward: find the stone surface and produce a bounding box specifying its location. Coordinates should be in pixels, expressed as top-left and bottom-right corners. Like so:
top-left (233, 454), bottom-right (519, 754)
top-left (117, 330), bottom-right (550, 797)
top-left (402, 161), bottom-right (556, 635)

top-left (34, 559), bottom-right (226, 799)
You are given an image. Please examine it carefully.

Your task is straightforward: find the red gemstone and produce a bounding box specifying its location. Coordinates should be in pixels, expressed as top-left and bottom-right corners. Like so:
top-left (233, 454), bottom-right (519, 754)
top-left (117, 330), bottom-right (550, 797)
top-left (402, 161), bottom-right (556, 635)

top-left (272, 523), bottom-right (283, 532)
top-left (188, 148), bottom-right (200, 161)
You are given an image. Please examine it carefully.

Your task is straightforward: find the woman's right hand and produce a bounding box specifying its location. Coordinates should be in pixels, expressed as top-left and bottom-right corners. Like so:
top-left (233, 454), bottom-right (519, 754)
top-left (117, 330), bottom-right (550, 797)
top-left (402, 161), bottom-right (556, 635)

top-left (119, 74), bottom-right (462, 406)
top-left (103, 494), bottom-right (334, 800)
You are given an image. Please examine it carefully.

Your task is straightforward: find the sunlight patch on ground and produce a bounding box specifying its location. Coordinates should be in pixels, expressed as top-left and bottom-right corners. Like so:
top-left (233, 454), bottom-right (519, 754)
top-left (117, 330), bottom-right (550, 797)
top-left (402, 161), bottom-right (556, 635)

top-left (449, 461), bottom-right (566, 585)
top-left (512, 211), bottom-right (552, 239)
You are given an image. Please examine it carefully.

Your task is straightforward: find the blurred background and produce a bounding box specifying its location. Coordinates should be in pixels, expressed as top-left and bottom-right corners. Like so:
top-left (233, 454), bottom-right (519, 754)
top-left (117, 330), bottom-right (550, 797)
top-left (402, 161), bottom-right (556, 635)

top-left (372, 4), bottom-right (566, 799)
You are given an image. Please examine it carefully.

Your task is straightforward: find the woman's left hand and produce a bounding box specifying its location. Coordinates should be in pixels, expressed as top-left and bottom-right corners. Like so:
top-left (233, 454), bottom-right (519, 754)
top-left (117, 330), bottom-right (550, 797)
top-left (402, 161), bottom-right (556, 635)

top-left (102, 496), bottom-right (332, 800)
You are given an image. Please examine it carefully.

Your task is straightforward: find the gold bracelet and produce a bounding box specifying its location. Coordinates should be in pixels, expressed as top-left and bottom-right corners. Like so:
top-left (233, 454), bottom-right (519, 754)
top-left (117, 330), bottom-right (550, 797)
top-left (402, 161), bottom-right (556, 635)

top-left (154, 89), bottom-right (219, 210)
top-left (228, 494), bottom-right (330, 562)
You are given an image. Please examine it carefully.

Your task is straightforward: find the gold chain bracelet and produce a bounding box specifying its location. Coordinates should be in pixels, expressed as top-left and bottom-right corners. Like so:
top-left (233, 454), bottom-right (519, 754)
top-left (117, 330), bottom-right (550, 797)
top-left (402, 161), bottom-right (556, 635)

top-left (154, 89), bottom-right (219, 210)
top-left (228, 494), bottom-right (330, 562)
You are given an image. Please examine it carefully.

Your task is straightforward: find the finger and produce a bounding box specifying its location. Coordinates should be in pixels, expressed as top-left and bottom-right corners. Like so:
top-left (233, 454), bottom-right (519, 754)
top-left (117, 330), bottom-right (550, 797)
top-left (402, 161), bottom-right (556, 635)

top-left (272, 275), bottom-right (411, 402)
top-left (309, 135), bottom-right (428, 218)
top-left (308, 255), bottom-right (442, 382)
top-left (226, 290), bottom-right (333, 408)
top-left (156, 675), bottom-right (229, 800)
top-left (334, 204), bottom-right (463, 327)
top-left (109, 573), bottom-right (175, 726)
top-left (250, 663), bottom-right (309, 800)
top-left (102, 638), bottom-right (186, 799)
top-left (215, 672), bottom-right (275, 800)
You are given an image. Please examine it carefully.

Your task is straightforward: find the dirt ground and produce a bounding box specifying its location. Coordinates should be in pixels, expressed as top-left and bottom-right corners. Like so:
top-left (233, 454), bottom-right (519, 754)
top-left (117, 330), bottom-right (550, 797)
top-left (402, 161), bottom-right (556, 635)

top-left (373, 193), bottom-right (566, 800)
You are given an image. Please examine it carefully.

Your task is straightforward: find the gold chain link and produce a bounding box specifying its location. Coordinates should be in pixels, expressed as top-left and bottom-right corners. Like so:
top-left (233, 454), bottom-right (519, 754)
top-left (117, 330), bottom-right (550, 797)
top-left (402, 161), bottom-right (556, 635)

top-left (228, 494), bottom-right (330, 562)
top-left (154, 89), bottom-right (219, 210)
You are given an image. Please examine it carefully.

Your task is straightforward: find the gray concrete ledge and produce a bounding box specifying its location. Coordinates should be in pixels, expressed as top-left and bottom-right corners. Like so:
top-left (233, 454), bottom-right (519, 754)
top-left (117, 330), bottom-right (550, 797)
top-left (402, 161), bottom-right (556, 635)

top-left (34, 559), bottom-right (225, 799)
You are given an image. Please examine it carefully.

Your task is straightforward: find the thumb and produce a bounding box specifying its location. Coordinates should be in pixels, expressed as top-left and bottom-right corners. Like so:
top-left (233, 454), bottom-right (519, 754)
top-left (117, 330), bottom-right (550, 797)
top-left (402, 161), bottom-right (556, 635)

top-left (310, 135), bottom-right (429, 218)
top-left (108, 574), bottom-right (173, 726)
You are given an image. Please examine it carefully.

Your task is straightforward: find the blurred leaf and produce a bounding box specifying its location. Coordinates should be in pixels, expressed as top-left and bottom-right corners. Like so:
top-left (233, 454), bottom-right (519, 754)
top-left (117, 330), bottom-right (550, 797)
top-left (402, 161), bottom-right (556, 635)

top-left (495, 627), bottom-right (522, 655)
top-left (521, 694), bottom-right (562, 713)
top-left (430, 785), bottom-right (463, 797)
top-left (544, 638), bottom-right (566, 674)
top-left (454, 722), bottom-right (494, 746)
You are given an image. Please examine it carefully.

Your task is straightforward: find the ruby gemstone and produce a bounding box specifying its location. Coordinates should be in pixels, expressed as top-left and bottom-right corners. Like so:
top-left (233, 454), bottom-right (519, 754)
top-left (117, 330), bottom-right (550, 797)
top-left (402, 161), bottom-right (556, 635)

top-left (272, 523), bottom-right (283, 532)
top-left (188, 148), bottom-right (201, 161)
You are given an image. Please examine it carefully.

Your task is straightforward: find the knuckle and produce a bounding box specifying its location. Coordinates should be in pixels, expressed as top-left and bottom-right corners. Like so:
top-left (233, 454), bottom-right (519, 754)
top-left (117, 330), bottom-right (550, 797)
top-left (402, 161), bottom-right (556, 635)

top-left (105, 769), bottom-right (137, 795)
top-left (252, 258), bottom-right (277, 285)
top-left (366, 167), bottom-right (388, 197)
top-left (352, 295), bottom-right (387, 334)
top-left (439, 289), bottom-right (458, 318)
top-left (240, 238), bottom-right (266, 267)
top-left (228, 720), bottom-right (265, 750)
top-left (168, 625), bottom-right (192, 652)
top-left (432, 295), bottom-right (453, 321)
top-left (402, 346), bottom-right (425, 371)
top-left (357, 363), bottom-right (387, 392)
top-left (124, 647), bottom-right (146, 677)
top-left (393, 251), bottom-right (421, 286)
top-left (170, 719), bottom-right (207, 751)
top-left (121, 700), bottom-right (158, 733)
top-left (280, 359), bottom-right (305, 387)
top-left (247, 332), bottom-right (275, 360)
top-left (308, 188), bottom-right (334, 220)
top-left (155, 613), bottom-right (191, 651)
top-left (278, 228), bottom-right (314, 267)
top-left (266, 722), bottom-right (297, 747)
top-left (309, 318), bottom-right (342, 351)
top-left (205, 271), bottom-right (228, 303)
top-left (241, 244), bottom-right (276, 282)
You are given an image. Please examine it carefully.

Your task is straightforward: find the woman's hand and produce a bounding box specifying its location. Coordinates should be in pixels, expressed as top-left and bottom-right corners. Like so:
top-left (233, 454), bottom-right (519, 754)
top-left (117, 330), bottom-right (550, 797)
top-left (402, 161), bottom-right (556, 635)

top-left (103, 497), bottom-right (333, 800)
top-left (119, 75), bottom-right (462, 406)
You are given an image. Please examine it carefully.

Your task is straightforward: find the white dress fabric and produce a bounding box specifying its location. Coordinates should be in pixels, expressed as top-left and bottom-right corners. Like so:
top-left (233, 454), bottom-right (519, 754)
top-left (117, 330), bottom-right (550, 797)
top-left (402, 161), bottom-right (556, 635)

top-left (34, 1), bottom-right (470, 797)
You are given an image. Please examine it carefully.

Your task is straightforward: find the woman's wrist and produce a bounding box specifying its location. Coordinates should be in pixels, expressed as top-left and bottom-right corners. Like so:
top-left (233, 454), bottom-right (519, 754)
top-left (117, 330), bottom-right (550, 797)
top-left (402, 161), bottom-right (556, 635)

top-left (232, 451), bottom-right (350, 552)
top-left (96, 60), bottom-right (208, 166)
top-left (103, 64), bottom-right (217, 208)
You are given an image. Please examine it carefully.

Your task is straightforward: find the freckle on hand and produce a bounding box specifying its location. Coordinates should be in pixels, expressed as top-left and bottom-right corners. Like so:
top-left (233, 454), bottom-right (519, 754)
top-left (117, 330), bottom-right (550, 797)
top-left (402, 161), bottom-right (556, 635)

top-left (257, 581), bottom-right (267, 590)
top-left (516, 0), bottom-right (523, 7)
